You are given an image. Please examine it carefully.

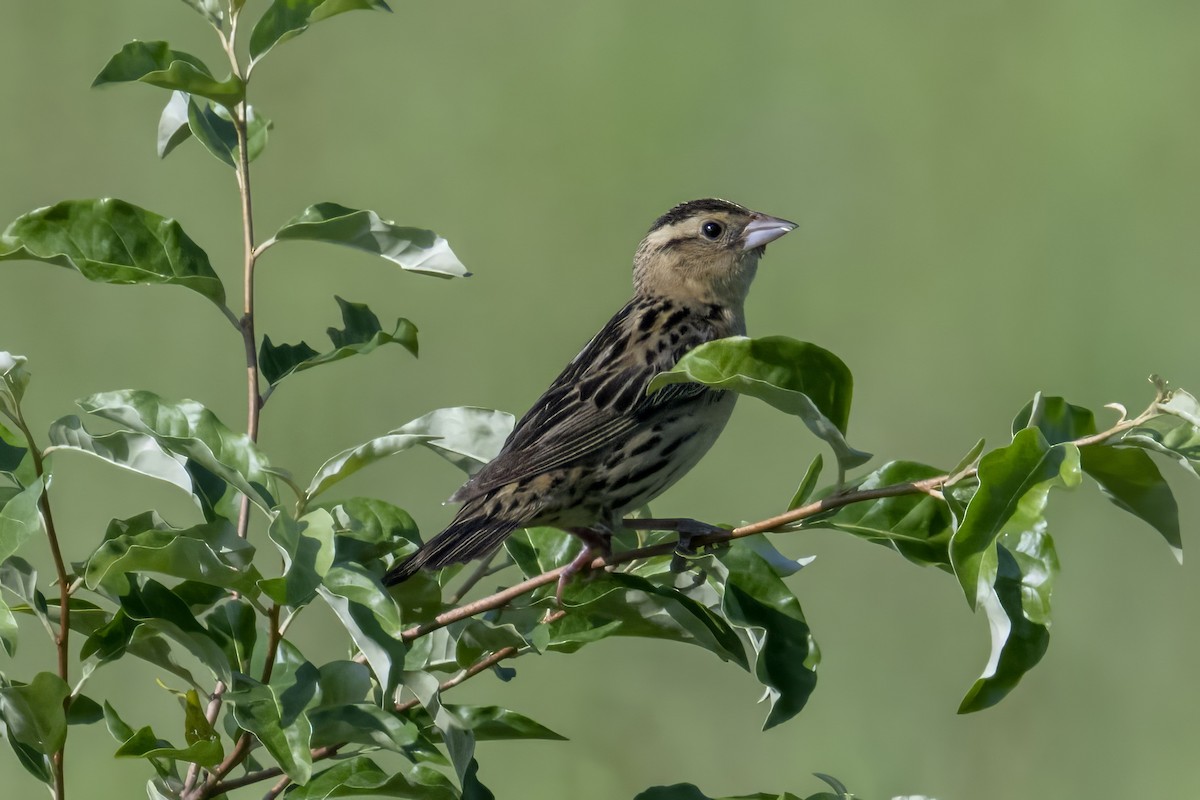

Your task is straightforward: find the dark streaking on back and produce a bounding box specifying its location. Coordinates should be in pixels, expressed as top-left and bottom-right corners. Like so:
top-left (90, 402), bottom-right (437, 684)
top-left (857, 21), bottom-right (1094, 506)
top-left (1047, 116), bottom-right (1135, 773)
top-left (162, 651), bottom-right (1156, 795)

top-left (384, 198), bottom-right (797, 597)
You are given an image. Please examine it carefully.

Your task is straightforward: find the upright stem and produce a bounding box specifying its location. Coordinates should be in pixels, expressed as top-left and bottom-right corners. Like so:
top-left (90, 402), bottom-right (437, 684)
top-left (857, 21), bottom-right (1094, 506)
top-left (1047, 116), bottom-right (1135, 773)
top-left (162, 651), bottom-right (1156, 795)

top-left (8, 406), bottom-right (70, 800)
top-left (234, 105), bottom-right (260, 541)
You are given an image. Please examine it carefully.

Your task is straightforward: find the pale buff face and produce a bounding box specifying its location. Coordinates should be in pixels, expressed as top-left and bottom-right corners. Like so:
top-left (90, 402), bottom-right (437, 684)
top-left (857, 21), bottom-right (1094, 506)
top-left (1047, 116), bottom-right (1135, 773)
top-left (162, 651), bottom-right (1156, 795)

top-left (631, 204), bottom-right (779, 308)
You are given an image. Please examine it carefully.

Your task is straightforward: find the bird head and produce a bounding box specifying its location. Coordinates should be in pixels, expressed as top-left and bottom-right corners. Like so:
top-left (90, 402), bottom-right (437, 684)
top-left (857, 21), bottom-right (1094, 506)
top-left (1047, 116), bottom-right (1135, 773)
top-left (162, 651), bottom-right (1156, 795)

top-left (633, 198), bottom-right (797, 307)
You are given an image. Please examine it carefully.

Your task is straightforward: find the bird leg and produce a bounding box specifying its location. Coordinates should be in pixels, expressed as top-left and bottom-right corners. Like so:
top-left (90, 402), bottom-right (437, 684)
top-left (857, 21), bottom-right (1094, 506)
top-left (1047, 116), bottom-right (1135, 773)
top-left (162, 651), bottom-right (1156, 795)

top-left (557, 528), bottom-right (612, 605)
top-left (622, 517), bottom-right (728, 572)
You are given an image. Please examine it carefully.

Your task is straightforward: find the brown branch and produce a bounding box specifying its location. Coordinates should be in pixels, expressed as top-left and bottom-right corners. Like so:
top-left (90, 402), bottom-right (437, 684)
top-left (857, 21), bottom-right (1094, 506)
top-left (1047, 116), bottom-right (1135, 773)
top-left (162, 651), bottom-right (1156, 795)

top-left (9, 404), bottom-right (70, 799)
top-left (201, 393), bottom-right (1157, 798)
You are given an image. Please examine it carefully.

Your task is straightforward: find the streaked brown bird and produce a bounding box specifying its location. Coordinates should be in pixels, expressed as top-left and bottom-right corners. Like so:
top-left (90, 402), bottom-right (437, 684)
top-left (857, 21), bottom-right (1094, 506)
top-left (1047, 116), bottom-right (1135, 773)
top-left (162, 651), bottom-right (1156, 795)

top-left (384, 198), bottom-right (797, 599)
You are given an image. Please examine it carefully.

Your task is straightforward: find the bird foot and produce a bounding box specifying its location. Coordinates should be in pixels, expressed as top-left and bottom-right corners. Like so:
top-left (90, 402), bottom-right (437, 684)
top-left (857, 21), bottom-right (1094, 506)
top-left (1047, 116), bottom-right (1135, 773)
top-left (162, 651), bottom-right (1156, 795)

top-left (621, 517), bottom-right (727, 572)
top-left (555, 545), bottom-right (598, 606)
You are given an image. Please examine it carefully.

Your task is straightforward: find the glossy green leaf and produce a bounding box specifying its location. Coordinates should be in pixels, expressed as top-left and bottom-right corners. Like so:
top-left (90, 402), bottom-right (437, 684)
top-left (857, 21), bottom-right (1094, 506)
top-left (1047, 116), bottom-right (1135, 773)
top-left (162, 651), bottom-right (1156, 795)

top-left (0, 671), bottom-right (70, 754)
top-left (305, 431), bottom-right (437, 500)
top-left (321, 496), bottom-right (420, 565)
top-left (714, 542), bottom-right (819, 729)
top-left (787, 454), bottom-right (823, 510)
top-left (178, 0), bottom-right (223, 26)
top-left (86, 579), bottom-right (228, 684)
top-left (318, 570), bottom-right (406, 696)
top-left (182, 689), bottom-right (217, 747)
top-left (1011, 394), bottom-right (1096, 443)
top-left (157, 91), bottom-right (192, 158)
top-left (79, 390), bottom-right (274, 510)
top-left (958, 543), bottom-right (1053, 713)
top-left (271, 202), bottom-right (469, 278)
top-left (114, 724), bottom-right (223, 766)
top-left (83, 511), bottom-right (259, 595)
top-left (285, 756), bottom-right (458, 800)
top-left (309, 703), bottom-right (420, 751)
top-left (260, 296), bottom-right (417, 386)
top-left (0, 352), bottom-right (31, 415)
top-left (5, 727), bottom-right (51, 784)
top-left (648, 336), bottom-right (870, 473)
top-left (92, 40), bottom-right (244, 107)
top-left (444, 704), bottom-right (566, 742)
top-left (259, 510), bottom-right (336, 605)
top-left (1081, 444), bottom-right (1182, 562)
top-left (0, 477), bottom-right (44, 565)
top-left (228, 668), bottom-right (317, 785)
top-left (66, 694), bottom-right (103, 727)
top-left (393, 406), bottom-right (515, 476)
top-left (813, 461), bottom-right (954, 569)
top-left (0, 595), bottom-right (15, 656)
top-left (1122, 415), bottom-right (1200, 479)
top-left (950, 429), bottom-right (1080, 608)
top-left (635, 784), bottom-right (807, 800)
top-left (0, 418), bottom-right (33, 487)
top-left (1, 557), bottom-right (52, 650)
top-left (250, 0), bottom-right (393, 63)
top-left (0, 199), bottom-right (226, 308)
top-left (187, 96), bottom-right (272, 168)
top-left (546, 569), bottom-right (748, 668)
top-left (47, 415), bottom-right (191, 493)
top-left (204, 598), bottom-right (258, 675)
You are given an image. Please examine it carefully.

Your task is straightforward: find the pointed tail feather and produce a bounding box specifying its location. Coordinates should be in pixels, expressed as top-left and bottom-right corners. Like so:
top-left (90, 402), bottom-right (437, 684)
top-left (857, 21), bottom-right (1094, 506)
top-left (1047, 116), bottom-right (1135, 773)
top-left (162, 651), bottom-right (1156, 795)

top-left (383, 513), bottom-right (521, 586)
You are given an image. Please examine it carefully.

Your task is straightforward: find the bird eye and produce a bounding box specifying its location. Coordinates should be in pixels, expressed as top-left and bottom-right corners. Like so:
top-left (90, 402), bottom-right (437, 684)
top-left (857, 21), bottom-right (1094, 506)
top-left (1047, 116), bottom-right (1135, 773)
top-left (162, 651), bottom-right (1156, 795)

top-left (701, 221), bottom-right (723, 240)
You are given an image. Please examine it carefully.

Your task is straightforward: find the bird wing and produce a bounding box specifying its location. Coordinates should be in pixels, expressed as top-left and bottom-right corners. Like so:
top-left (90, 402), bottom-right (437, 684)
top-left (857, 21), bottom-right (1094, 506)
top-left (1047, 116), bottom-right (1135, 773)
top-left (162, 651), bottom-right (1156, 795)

top-left (450, 298), bottom-right (716, 503)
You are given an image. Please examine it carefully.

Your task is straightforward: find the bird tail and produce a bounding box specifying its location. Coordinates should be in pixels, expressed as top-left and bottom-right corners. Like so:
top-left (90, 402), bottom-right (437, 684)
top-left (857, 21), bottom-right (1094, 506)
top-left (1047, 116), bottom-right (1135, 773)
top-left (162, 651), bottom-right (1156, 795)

top-left (383, 505), bottom-right (522, 586)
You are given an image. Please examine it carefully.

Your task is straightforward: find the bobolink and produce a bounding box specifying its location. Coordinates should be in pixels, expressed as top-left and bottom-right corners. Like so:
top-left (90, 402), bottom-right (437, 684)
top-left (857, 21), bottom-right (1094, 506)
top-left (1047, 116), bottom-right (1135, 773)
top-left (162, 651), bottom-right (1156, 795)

top-left (384, 198), bottom-right (797, 598)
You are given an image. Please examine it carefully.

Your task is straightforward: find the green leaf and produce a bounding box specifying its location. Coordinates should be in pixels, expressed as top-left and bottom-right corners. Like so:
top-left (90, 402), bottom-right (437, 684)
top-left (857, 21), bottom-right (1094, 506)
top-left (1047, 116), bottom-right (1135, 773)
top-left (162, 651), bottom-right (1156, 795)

top-left (0, 352), bottom-right (31, 416)
top-left (182, 688), bottom-right (219, 747)
top-left (444, 704), bottom-right (566, 742)
top-left (0, 595), bottom-right (15, 657)
top-left (1159, 387), bottom-right (1200, 428)
top-left (83, 511), bottom-right (259, 595)
top-left (157, 91), bottom-right (192, 158)
top-left (260, 296), bottom-right (417, 387)
top-left (309, 703), bottom-right (419, 751)
top-left (0, 418), bottom-right (34, 487)
top-left (1122, 415), bottom-right (1200, 479)
top-left (47, 415), bottom-right (191, 494)
top-left (0, 556), bottom-right (51, 649)
top-left (114, 724), bottom-right (223, 766)
top-left (787, 454), bottom-right (823, 510)
top-left (950, 430), bottom-right (1080, 608)
top-left (259, 510), bottom-right (336, 605)
top-left (79, 390), bottom-right (274, 510)
top-left (813, 460), bottom-right (954, 569)
top-left (958, 542), bottom-right (1053, 713)
top-left (204, 598), bottom-right (258, 675)
top-left (321, 496), bottom-right (420, 565)
top-left (1011, 394), bottom-right (1096, 443)
top-left (647, 336), bottom-right (870, 474)
top-left (250, 0), bottom-right (393, 64)
top-left (271, 202), bottom-right (469, 278)
top-left (0, 199), bottom-right (227, 308)
top-left (393, 407), bottom-right (515, 475)
top-left (714, 542), bottom-right (819, 729)
top-left (634, 785), bottom-right (807, 800)
top-left (0, 477), bottom-right (44, 565)
top-left (5, 729), bottom-right (51, 784)
top-left (1081, 444), bottom-right (1183, 562)
top-left (318, 575), bottom-right (406, 697)
top-left (187, 96), bottom-right (272, 168)
top-left (179, 0), bottom-right (224, 26)
top-left (228, 668), bottom-right (317, 785)
top-left (0, 672), bottom-right (70, 754)
top-left (285, 756), bottom-right (458, 800)
top-left (92, 40), bottom-right (244, 107)
top-left (305, 431), bottom-right (437, 501)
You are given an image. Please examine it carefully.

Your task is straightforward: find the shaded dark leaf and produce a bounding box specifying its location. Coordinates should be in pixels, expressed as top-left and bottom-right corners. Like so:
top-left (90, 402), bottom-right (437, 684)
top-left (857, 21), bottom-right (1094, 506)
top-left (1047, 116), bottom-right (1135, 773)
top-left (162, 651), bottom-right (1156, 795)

top-left (0, 671), bottom-right (70, 754)
top-left (1011, 394), bottom-right (1096, 443)
top-left (260, 296), bottom-right (416, 386)
top-left (1081, 444), bottom-right (1182, 562)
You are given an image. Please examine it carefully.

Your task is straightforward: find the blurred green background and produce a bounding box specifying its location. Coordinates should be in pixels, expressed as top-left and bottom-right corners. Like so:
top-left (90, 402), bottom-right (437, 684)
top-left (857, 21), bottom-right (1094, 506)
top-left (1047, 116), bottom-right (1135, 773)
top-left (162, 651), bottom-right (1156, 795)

top-left (2, 2), bottom-right (1198, 798)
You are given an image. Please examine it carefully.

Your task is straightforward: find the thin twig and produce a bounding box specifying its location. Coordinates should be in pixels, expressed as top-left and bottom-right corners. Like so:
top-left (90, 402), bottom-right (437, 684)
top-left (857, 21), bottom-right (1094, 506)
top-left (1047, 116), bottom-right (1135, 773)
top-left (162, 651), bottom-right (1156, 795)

top-left (11, 405), bottom-right (70, 799)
